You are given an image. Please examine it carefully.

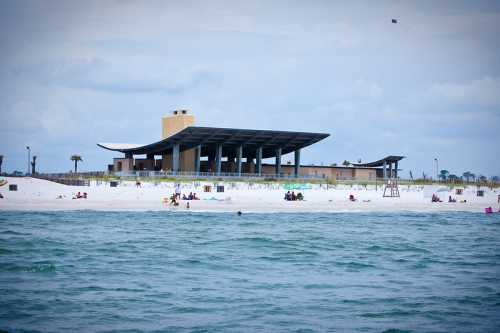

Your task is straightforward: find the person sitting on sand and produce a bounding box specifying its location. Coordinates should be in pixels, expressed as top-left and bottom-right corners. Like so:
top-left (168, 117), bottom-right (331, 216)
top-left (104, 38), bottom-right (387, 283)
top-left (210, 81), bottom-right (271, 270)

top-left (297, 192), bottom-right (304, 201)
top-left (349, 194), bottom-right (356, 202)
top-left (170, 194), bottom-right (177, 205)
top-left (448, 195), bottom-right (456, 203)
top-left (291, 191), bottom-right (297, 201)
top-left (0, 193), bottom-right (3, 199)
top-left (136, 180), bottom-right (141, 187)
top-left (284, 191), bottom-right (291, 201)
top-left (83, 192), bottom-right (87, 199)
top-left (182, 194), bottom-right (188, 200)
top-left (188, 192), bottom-right (194, 200)
top-left (431, 194), bottom-right (441, 202)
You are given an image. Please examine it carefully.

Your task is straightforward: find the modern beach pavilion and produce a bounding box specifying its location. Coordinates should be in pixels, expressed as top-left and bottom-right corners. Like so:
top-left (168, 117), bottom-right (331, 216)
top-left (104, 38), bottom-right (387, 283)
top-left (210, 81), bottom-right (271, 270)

top-left (98, 110), bottom-right (330, 178)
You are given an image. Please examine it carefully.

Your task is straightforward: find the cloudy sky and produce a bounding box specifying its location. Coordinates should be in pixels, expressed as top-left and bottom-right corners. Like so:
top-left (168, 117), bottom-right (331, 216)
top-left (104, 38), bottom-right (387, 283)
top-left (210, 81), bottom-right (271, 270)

top-left (1, 0), bottom-right (499, 178)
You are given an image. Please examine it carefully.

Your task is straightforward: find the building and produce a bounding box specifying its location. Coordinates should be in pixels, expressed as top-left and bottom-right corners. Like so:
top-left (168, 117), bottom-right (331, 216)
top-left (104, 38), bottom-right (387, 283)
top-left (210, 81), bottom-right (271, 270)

top-left (262, 155), bottom-right (404, 181)
top-left (98, 110), bottom-right (330, 177)
top-left (98, 110), bottom-right (404, 180)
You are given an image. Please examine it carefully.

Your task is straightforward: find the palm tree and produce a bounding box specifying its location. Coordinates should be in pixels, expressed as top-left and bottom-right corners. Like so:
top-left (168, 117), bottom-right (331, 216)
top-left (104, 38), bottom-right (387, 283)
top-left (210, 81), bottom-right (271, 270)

top-left (342, 160), bottom-right (350, 167)
top-left (462, 171), bottom-right (472, 183)
top-left (70, 155), bottom-right (83, 173)
top-left (478, 175), bottom-right (487, 183)
top-left (439, 169), bottom-right (449, 181)
top-left (448, 174), bottom-right (459, 183)
top-left (470, 173), bottom-right (476, 182)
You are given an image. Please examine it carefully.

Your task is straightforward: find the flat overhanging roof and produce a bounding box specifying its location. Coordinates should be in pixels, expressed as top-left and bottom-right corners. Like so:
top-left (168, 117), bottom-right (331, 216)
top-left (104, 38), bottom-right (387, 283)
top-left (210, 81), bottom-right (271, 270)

top-left (351, 155), bottom-right (405, 168)
top-left (98, 126), bottom-right (330, 158)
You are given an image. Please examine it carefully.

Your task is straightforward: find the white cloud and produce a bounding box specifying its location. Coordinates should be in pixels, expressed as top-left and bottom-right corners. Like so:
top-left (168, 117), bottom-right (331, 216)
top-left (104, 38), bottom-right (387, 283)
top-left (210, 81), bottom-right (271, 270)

top-left (430, 77), bottom-right (500, 107)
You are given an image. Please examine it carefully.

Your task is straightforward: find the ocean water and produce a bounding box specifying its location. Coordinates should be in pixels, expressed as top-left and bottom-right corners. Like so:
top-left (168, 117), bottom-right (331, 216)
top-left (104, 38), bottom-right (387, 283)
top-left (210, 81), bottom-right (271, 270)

top-left (1, 211), bottom-right (500, 333)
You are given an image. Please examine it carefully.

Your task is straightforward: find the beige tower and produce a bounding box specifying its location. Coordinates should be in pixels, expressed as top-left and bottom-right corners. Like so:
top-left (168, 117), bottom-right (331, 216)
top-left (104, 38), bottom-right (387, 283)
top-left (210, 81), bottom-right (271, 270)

top-left (161, 110), bottom-right (196, 172)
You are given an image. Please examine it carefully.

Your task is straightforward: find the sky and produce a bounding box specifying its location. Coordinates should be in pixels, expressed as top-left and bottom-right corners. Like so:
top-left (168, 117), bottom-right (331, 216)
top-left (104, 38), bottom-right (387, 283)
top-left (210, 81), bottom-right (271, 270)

top-left (1, 0), bottom-right (499, 178)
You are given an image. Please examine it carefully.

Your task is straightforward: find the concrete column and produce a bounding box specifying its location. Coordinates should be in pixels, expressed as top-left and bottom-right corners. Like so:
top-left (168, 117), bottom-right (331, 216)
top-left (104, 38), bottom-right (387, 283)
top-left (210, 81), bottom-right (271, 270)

top-left (294, 149), bottom-right (301, 177)
top-left (388, 163), bottom-right (393, 179)
top-left (275, 147), bottom-right (282, 176)
top-left (395, 161), bottom-right (398, 178)
top-left (194, 145), bottom-right (201, 175)
top-left (256, 147), bottom-right (262, 176)
top-left (172, 144), bottom-right (180, 174)
top-left (215, 144), bottom-right (222, 175)
top-left (383, 161), bottom-right (387, 179)
top-left (236, 145), bottom-right (243, 177)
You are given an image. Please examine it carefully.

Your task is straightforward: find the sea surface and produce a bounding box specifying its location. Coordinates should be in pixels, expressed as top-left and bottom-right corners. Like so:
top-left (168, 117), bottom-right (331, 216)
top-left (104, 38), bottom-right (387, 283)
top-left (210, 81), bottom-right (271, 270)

top-left (1, 211), bottom-right (500, 333)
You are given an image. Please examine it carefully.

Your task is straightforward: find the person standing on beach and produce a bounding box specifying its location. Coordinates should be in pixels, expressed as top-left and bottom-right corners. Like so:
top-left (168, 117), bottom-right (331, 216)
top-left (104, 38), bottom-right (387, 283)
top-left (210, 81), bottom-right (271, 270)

top-left (175, 184), bottom-right (181, 200)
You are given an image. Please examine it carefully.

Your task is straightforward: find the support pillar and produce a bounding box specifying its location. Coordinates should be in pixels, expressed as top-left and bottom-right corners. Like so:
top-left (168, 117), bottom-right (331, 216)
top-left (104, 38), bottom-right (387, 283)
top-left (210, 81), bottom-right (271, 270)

top-left (389, 163), bottom-right (393, 179)
top-left (194, 145), bottom-right (201, 175)
top-left (275, 148), bottom-right (282, 176)
top-left (172, 144), bottom-right (180, 174)
top-left (236, 145), bottom-right (243, 177)
top-left (394, 161), bottom-right (398, 178)
top-left (256, 147), bottom-right (262, 176)
top-left (215, 144), bottom-right (222, 175)
top-left (294, 149), bottom-right (301, 177)
top-left (383, 160), bottom-right (387, 179)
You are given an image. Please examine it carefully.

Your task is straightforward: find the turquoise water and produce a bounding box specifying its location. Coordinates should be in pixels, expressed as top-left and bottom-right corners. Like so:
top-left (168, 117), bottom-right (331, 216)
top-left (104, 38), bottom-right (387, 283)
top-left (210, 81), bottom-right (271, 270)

top-left (1, 211), bottom-right (500, 333)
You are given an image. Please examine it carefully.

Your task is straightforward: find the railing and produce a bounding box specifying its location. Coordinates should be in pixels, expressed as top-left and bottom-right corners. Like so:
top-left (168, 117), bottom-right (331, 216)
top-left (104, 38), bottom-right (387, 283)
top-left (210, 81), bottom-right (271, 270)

top-left (33, 175), bottom-right (90, 186)
top-left (21, 171), bottom-right (499, 187)
top-left (113, 170), bottom-right (327, 181)
top-left (34, 171), bottom-right (106, 178)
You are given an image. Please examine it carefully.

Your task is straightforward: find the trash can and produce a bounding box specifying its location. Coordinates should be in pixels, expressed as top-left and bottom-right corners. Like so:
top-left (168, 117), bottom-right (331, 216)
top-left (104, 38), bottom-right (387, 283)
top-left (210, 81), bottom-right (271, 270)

top-left (9, 184), bottom-right (17, 191)
top-left (204, 185), bottom-right (211, 192)
top-left (110, 181), bottom-right (118, 188)
top-left (216, 185), bottom-right (224, 193)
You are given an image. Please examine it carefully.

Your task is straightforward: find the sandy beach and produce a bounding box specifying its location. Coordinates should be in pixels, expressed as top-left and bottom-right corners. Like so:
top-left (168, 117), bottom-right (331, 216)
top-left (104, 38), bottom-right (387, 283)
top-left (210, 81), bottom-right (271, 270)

top-left (0, 177), bottom-right (498, 213)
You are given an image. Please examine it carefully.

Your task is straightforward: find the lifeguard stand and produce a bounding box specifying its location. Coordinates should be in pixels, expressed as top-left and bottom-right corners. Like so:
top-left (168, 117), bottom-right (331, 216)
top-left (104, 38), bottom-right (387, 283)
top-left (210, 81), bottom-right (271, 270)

top-left (383, 178), bottom-right (400, 197)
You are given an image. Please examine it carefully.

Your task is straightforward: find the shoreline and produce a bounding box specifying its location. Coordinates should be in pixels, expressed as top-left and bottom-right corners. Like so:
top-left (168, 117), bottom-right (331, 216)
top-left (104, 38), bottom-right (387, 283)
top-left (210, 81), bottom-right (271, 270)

top-left (1, 177), bottom-right (499, 214)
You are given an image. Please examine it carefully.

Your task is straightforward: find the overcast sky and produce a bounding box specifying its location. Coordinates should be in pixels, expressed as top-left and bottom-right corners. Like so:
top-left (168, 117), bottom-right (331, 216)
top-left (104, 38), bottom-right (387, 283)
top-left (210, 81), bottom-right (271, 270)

top-left (1, 0), bottom-right (499, 178)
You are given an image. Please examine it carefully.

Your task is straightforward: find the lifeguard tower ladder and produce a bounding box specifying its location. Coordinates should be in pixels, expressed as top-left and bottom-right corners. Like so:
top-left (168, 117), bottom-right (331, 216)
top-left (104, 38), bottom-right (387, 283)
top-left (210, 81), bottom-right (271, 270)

top-left (383, 178), bottom-right (400, 197)
top-left (382, 159), bottom-right (400, 198)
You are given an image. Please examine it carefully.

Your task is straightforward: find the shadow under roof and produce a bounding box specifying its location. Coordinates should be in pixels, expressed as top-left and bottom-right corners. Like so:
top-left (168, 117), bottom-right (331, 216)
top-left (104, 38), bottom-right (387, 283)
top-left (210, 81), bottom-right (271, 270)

top-left (98, 126), bottom-right (330, 158)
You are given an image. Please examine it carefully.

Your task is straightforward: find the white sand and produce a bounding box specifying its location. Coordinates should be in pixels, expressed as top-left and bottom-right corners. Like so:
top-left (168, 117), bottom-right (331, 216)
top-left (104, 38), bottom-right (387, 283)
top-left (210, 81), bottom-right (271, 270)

top-left (0, 177), bottom-right (499, 213)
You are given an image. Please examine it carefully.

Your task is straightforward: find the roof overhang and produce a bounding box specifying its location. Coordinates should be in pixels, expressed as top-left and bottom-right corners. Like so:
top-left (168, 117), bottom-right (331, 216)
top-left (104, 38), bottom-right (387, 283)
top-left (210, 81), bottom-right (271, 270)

top-left (351, 155), bottom-right (405, 168)
top-left (98, 126), bottom-right (330, 158)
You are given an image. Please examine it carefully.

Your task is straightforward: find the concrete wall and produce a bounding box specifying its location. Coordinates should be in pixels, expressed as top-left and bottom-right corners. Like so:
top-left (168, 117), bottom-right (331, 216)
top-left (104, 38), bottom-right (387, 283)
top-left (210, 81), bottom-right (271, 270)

top-left (262, 164), bottom-right (379, 180)
top-left (353, 168), bottom-right (376, 180)
top-left (161, 110), bottom-right (195, 171)
top-left (113, 158), bottom-right (134, 172)
top-left (162, 110), bottom-right (195, 139)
